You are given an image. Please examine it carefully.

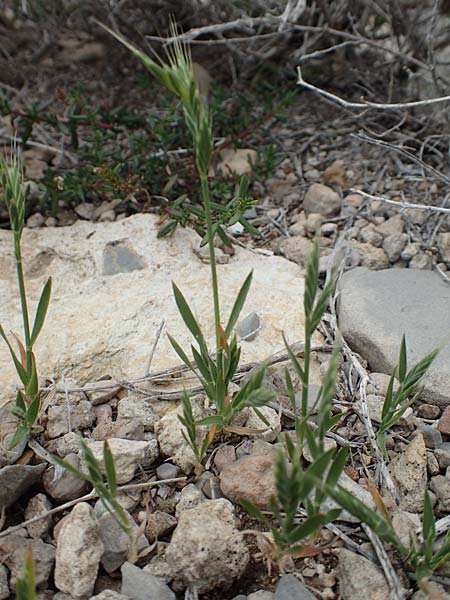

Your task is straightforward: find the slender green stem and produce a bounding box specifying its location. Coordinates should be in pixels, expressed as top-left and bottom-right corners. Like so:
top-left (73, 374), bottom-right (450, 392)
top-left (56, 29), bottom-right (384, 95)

top-left (200, 173), bottom-right (221, 357)
top-left (14, 235), bottom-right (32, 374)
top-left (301, 328), bottom-right (311, 417)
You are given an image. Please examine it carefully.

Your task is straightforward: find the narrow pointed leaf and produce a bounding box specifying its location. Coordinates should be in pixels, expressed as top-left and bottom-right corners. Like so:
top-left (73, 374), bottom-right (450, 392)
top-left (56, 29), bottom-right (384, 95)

top-left (172, 283), bottom-right (204, 343)
top-left (103, 441), bottom-right (117, 496)
top-left (225, 271), bottom-right (253, 337)
top-left (30, 277), bottom-right (52, 345)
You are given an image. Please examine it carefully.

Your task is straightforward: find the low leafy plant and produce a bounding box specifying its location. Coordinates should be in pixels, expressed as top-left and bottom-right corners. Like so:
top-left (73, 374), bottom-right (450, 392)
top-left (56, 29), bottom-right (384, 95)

top-left (243, 242), bottom-right (348, 556)
top-left (16, 548), bottom-right (35, 600)
top-left (104, 22), bottom-right (275, 465)
top-left (376, 335), bottom-right (439, 457)
top-left (54, 440), bottom-right (131, 538)
top-left (0, 150), bottom-right (52, 447)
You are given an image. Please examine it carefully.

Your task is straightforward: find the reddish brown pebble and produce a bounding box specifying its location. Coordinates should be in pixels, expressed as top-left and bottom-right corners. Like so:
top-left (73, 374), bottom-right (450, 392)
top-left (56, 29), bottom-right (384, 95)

top-left (417, 404), bottom-right (441, 420)
top-left (438, 406), bottom-right (450, 436)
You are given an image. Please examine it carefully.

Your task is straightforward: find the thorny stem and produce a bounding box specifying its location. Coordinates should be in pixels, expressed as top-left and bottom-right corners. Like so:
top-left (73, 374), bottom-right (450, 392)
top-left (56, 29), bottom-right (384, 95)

top-left (14, 235), bottom-right (32, 374)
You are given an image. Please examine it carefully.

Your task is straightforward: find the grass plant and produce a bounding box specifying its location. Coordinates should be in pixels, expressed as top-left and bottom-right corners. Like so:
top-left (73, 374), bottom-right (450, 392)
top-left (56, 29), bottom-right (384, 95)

top-left (16, 548), bottom-right (35, 600)
top-left (104, 22), bottom-right (275, 464)
top-left (0, 149), bottom-right (51, 447)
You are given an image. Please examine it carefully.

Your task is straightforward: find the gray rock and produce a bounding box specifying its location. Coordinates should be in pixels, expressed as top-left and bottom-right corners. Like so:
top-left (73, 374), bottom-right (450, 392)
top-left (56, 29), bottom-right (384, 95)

top-left (121, 562), bottom-right (175, 600)
top-left (351, 242), bottom-right (389, 270)
top-left (303, 183), bottom-right (342, 217)
top-left (435, 443), bottom-right (450, 468)
top-left (166, 499), bottom-right (249, 593)
top-left (275, 574), bottom-right (316, 599)
top-left (25, 493), bottom-right (53, 538)
top-left (338, 267), bottom-right (450, 406)
top-left (102, 243), bottom-right (146, 276)
top-left (55, 502), bottom-right (104, 597)
top-left (0, 565), bottom-right (8, 600)
top-left (430, 475), bottom-right (450, 513)
top-left (43, 453), bottom-right (90, 501)
top-left (55, 431), bottom-right (82, 457)
top-left (416, 425), bottom-right (442, 449)
top-left (175, 484), bottom-right (206, 517)
top-left (438, 232), bottom-right (450, 265)
top-left (0, 463), bottom-right (45, 509)
top-left (0, 402), bottom-right (27, 466)
top-left (237, 311), bottom-right (261, 341)
top-left (98, 510), bottom-right (149, 573)
top-left (117, 396), bottom-right (158, 431)
top-left (409, 253), bottom-right (433, 270)
top-left (337, 548), bottom-right (389, 599)
top-left (401, 243), bottom-right (420, 261)
top-left (358, 225), bottom-right (383, 248)
top-left (155, 463), bottom-right (180, 480)
top-left (249, 591), bottom-right (275, 600)
top-left (383, 232), bottom-right (408, 262)
top-left (47, 400), bottom-right (95, 439)
top-left (145, 510), bottom-right (177, 541)
top-left (375, 214), bottom-right (404, 237)
top-left (90, 592), bottom-right (130, 600)
top-left (0, 535), bottom-right (55, 588)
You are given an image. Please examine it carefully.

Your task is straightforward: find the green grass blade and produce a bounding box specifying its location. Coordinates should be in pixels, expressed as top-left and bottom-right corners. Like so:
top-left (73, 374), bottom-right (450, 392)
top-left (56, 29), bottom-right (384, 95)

top-left (304, 241), bottom-right (319, 319)
top-left (398, 334), bottom-right (407, 382)
top-left (0, 325), bottom-right (29, 386)
top-left (225, 270), bottom-right (253, 338)
top-left (30, 277), bottom-right (52, 345)
top-left (172, 282), bottom-right (204, 343)
top-left (103, 441), bottom-right (117, 497)
top-left (16, 547), bottom-right (35, 600)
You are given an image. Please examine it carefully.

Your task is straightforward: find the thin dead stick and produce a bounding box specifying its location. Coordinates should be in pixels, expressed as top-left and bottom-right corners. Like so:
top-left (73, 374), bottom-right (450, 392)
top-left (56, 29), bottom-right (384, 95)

top-left (144, 320), bottom-right (165, 376)
top-left (0, 476), bottom-right (186, 538)
top-left (37, 342), bottom-right (332, 395)
top-left (349, 188), bottom-right (450, 215)
top-left (352, 132), bottom-right (450, 187)
top-left (328, 256), bottom-right (398, 501)
top-left (363, 524), bottom-right (408, 600)
top-left (297, 66), bottom-right (450, 110)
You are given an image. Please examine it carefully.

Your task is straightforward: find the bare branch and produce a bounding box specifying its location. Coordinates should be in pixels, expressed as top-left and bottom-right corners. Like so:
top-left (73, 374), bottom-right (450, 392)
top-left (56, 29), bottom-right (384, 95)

top-left (297, 66), bottom-right (450, 110)
top-left (349, 188), bottom-right (450, 216)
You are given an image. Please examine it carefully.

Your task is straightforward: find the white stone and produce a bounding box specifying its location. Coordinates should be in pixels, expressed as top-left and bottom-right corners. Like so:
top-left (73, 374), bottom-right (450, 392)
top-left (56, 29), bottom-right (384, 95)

top-left (166, 499), bottom-right (249, 592)
top-left (244, 406), bottom-right (281, 442)
top-left (0, 214), bottom-right (315, 406)
top-left (55, 502), bottom-right (104, 597)
top-left (82, 438), bottom-right (158, 484)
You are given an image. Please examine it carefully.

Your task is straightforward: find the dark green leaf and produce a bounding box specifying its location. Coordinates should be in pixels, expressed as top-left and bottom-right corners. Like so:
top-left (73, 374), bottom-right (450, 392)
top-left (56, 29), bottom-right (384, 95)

top-left (103, 441), bottom-right (117, 496)
top-left (30, 277), bottom-right (52, 345)
top-left (398, 334), bottom-right (407, 382)
top-left (172, 283), bottom-right (204, 344)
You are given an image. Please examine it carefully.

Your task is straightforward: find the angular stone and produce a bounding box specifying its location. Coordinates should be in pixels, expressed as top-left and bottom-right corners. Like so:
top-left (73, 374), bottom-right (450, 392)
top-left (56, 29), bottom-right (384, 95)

top-left (338, 267), bottom-right (450, 406)
top-left (55, 502), bottom-right (104, 597)
top-left (47, 400), bottom-right (95, 438)
top-left (98, 510), bottom-right (149, 573)
top-left (430, 475), bottom-right (450, 514)
top-left (389, 434), bottom-right (427, 512)
top-left (303, 184), bottom-right (342, 217)
top-left (145, 510), bottom-right (177, 541)
top-left (0, 402), bottom-right (27, 466)
top-left (244, 406), bottom-right (281, 442)
top-left (416, 425), bottom-right (442, 449)
top-left (102, 242), bottom-right (146, 275)
top-left (25, 493), bottom-right (53, 538)
top-left (0, 215), bottom-right (313, 407)
top-left (438, 406), bottom-right (450, 436)
top-left (0, 463), bottom-right (45, 509)
top-left (383, 233), bottom-right (408, 262)
top-left (275, 574), bottom-right (316, 599)
top-left (220, 454), bottom-right (276, 509)
top-left (278, 236), bottom-right (313, 267)
top-left (90, 592), bottom-right (129, 600)
top-left (83, 438), bottom-right (158, 484)
top-left (337, 548), bottom-right (390, 600)
top-left (121, 561), bottom-right (175, 600)
top-left (117, 396), bottom-right (158, 431)
top-left (43, 453), bottom-right (90, 501)
top-left (375, 214), bottom-right (404, 237)
top-left (0, 565), bottom-right (8, 600)
top-left (166, 499), bottom-right (249, 593)
top-left (0, 535), bottom-right (55, 588)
